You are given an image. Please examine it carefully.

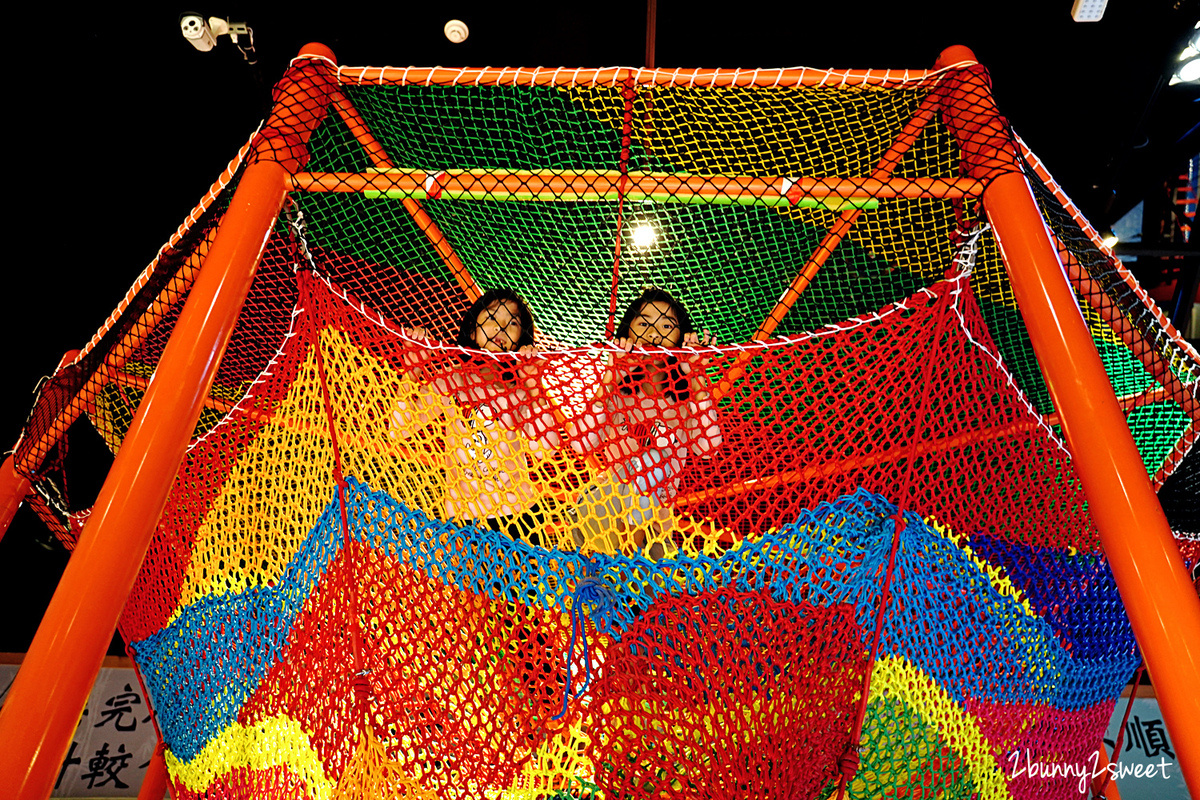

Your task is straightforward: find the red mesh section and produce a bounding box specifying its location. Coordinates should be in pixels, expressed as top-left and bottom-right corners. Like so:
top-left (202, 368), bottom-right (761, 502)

top-left (677, 280), bottom-right (1095, 551)
top-left (170, 765), bottom-right (311, 800)
top-left (588, 589), bottom-right (866, 799)
top-left (240, 541), bottom-right (577, 796)
top-left (966, 698), bottom-right (1116, 799)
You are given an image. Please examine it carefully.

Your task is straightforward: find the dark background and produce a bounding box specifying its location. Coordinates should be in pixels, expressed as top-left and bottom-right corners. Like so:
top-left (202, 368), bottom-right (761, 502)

top-left (4, 1), bottom-right (1198, 654)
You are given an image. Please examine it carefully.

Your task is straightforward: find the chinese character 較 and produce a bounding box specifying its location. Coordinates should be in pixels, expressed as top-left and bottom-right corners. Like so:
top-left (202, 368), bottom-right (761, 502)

top-left (81, 742), bottom-right (132, 789)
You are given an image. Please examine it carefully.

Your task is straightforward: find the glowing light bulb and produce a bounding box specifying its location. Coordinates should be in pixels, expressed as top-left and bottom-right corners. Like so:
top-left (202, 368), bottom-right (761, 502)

top-left (1176, 57), bottom-right (1200, 84)
top-left (631, 224), bottom-right (657, 249)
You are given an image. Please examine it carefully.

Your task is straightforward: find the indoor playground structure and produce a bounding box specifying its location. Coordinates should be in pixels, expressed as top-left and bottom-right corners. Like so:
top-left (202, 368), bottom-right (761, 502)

top-left (2, 43), bottom-right (1199, 799)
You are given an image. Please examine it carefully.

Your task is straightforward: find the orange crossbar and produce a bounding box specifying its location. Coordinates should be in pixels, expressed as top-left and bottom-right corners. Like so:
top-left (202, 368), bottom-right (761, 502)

top-left (0, 456), bottom-right (31, 544)
top-left (337, 65), bottom-right (946, 89)
top-left (674, 383), bottom-right (1172, 509)
top-left (292, 170), bottom-right (982, 204)
top-left (1019, 137), bottom-right (1200, 367)
top-left (401, 198), bottom-right (483, 301)
top-left (673, 417), bottom-right (1043, 507)
top-left (0, 160), bottom-right (291, 799)
top-left (751, 90), bottom-right (949, 342)
top-left (1050, 232), bottom-right (1200, 486)
top-left (1, 349), bottom-right (81, 540)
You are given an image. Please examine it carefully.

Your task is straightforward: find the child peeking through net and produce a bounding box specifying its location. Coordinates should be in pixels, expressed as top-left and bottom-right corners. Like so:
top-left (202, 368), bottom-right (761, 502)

top-left (389, 289), bottom-right (562, 545)
top-left (567, 289), bottom-right (723, 559)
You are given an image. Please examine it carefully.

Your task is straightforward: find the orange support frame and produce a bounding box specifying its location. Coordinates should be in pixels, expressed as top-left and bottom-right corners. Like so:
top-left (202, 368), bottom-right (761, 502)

top-left (932, 45), bottom-right (1200, 795)
top-left (135, 744), bottom-right (169, 800)
top-left (0, 349), bottom-right (80, 542)
top-left (292, 170), bottom-right (981, 204)
top-left (0, 455), bottom-right (31, 543)
top-left (0, 42), bottom-right (344, 798)
top-left (339, 64), bottom-right (942, 89)
top-left (3, 39), bottom-right (1196, 797)
top-left (0, 142), bottom-right (244, 542)
top-left (0, 159), bottom-right (290, 799)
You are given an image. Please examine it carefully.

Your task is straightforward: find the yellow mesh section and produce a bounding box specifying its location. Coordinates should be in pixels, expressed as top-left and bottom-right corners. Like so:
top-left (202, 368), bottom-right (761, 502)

top-left (166, 716), bottom-right (332, 799)
top-left (505, 715), bottom-right (599, 797)
top-left (560, 82), bottom-right (1006, 306)
top-left (175, 344), bottom-right (336, 610)
top-left (862, 657), bottom-right (1012, 800)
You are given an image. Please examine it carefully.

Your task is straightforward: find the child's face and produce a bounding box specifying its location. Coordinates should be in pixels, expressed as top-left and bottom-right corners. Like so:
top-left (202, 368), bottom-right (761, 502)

top-left (474, 299), bottom-right (523, 352)
top-left (629, 301), bottom-right (681, 347)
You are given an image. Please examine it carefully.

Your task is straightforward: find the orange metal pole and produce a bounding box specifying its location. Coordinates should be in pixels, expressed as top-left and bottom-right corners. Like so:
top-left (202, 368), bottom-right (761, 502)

top-left (984, 147), bottom-right (1200, 800)
top-left (752, 95), bottom-right (948, 342)
top-left (339, 65), bottom-right (940, 90)
top-left (330, 88), bottom-right (393, 168)
top-left (0, 159), bottom-right (290, 800)
top-left (709, 76), bottom-right (951, 400)
top-left (673, 414), bottom-right (1045, 507)
top-left (252, 44), bottom-right (337, 171)
top-left (936, 45), bottom-right (1199, 792)
top-left (935, 48), bottom-right (1200, 792)
top-left (135, 743), bottom-right (168, 800)
top-left (13, 233), bottom-right (217, 484)
top-left (400, 199), bottom-right (483, 301)
top-left (2, 349), bottom-right (84, 540)
top-left (674, 379), bottom-right (1165, 508)
top-left (293, 170), bottom-right (981, 203)
top-left (929, 42), bottom-right (1200, 793)
top-left (325, 74), bottom-right (482, 301)
top-left (0, 455), bottom-right (31, 543)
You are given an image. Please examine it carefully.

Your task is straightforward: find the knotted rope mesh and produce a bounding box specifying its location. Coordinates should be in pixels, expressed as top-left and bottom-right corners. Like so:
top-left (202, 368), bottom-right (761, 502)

top-left (14, 55), bottom-right (1196, 799)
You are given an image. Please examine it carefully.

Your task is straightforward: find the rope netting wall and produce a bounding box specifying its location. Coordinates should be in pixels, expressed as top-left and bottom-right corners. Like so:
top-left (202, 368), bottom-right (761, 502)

top-left (123, 269), bottom-right (1136, 799)
top-left (12, 54), bottom-right (1197, 798)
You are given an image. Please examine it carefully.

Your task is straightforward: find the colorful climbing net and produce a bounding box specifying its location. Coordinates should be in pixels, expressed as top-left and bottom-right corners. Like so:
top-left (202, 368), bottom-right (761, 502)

top-left (14, 52), bottom-right (1199, 799)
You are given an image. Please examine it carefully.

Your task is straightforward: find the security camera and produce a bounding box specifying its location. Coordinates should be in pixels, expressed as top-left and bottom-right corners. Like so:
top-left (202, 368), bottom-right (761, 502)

top-left (180, 14), bottom-right (256, 63)
top-left (180, 14), bottom-right (217, 52)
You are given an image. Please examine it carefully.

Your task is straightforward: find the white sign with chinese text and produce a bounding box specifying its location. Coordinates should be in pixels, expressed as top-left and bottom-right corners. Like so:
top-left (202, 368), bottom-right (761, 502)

top-left (0, 665), bottom-right (157, 797)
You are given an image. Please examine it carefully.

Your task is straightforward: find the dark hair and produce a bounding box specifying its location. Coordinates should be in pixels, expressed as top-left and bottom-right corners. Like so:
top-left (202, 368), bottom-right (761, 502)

top-left (614, 289), bottom-right (695, 402)
top-left (614, 288), bottom-right (695, 342)
top-left (454, 288), bottom-right (536, 351)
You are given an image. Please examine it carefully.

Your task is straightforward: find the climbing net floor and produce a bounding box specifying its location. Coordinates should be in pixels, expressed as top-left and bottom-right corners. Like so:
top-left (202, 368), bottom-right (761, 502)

top-left (13, 53), bottom-right (1199, 799)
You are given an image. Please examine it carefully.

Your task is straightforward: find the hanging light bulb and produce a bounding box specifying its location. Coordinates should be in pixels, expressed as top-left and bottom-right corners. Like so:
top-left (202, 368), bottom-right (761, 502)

top-left (631, 223), bottom-right (657, 249)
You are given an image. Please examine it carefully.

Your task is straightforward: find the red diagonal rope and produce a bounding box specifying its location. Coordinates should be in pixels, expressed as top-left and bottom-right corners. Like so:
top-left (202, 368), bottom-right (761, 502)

top-left (606, 73), bottom-right (637, 339)
top-left (302, 271), bottom-right (370, 717)
top-left (837, 288), bottom-right (955, 798)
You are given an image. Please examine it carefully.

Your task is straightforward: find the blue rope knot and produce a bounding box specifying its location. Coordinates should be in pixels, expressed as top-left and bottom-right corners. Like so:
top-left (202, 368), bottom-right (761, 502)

top-left (552, 577), bottom-right (618, 720)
